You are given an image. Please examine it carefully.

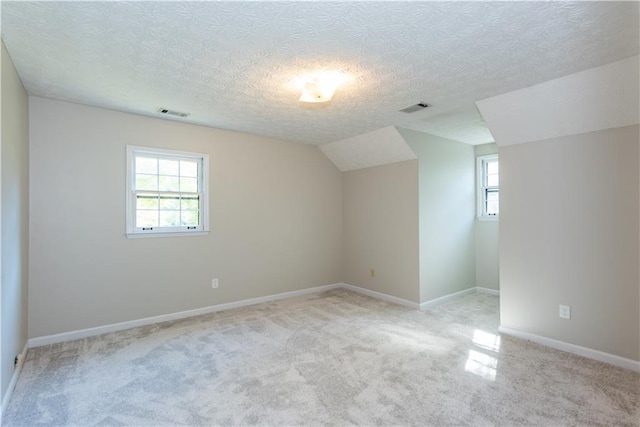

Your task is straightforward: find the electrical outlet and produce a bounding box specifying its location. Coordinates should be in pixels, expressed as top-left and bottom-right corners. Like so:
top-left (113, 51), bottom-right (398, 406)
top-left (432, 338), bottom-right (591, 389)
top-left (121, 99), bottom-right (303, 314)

top-left (211, 278), bottom-right (219, 289)
top-left (559, 305), bottom-right (571, 319)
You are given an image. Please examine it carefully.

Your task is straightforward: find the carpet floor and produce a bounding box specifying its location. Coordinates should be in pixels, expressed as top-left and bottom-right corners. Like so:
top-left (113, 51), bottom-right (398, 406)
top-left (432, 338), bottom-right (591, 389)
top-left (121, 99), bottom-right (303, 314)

top-left (3, 289), bottom-right (639, 426)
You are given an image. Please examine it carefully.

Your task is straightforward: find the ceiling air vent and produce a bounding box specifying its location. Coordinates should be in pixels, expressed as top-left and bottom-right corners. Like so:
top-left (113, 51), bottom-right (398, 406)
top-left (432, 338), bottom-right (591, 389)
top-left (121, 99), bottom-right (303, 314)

top-left (157, 108), bottom-right (190, 118)
top-left (399, 103), bottom-right (430, 113)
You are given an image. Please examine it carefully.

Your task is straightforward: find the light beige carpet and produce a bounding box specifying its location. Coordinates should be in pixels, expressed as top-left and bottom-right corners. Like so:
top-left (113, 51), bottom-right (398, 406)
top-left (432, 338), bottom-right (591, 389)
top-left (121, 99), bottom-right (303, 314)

top-left (3, 289), bottom-right (639, 426)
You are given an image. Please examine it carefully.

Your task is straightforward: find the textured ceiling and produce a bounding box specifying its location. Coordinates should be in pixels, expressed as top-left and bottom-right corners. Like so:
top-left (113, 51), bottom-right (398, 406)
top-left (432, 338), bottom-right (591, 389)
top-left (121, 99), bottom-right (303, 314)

top-left (1, 1), bottom-right (639, 146)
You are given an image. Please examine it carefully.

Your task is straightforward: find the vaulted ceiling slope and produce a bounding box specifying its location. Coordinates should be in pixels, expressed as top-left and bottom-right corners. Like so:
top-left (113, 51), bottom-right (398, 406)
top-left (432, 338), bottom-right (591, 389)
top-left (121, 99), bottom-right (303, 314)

top-left (2, 1), bottom-right (638, 145)
top-left (477, 56), bottom-right (640, 147)
top-left (320, 126), bottom-right (416, 172)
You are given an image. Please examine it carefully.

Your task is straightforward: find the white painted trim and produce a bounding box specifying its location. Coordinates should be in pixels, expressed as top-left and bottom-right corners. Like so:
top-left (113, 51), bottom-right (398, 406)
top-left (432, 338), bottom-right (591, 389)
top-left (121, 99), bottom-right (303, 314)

top-left (125, 144), bottom-right (210, 237)
top-left (476, 154), bottom-right (499, 219)
top-left (27, 283), bottom-right (499, 349)
top-left (28, 283), bottom-right (342, 348)
top-left (499, 326), bottom-right (640, 372)
top-left (475, 287), bottom-right (500, 296)
top-left (126, 231), bottom-right (210, 239)
top-left (476, 216), bottom-right (499, 222)
top-left (340, 283), bottom-right (420, 309)
top-left (420, 287), bottom-right (477, 310)
top-left (1, 341), bottom-right (28, 421)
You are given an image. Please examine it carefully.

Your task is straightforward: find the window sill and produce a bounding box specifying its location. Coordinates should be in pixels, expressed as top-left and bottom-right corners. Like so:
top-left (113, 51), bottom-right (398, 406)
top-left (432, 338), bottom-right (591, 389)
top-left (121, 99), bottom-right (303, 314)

top-left (126, 231), bottom-right (210, 239)
top-left (477, 216), bottom-right (499, 222)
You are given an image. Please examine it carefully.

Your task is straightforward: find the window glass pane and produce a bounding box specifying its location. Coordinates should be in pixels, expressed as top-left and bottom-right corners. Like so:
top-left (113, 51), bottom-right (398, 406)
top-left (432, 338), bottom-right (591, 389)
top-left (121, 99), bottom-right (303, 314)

top-left (478, 156), bottom-right (499, 217)
top-left (129, 147), bottom-right (207, 234)
top-left (181, 210), bottom-right (199, 226)
top-left (136, 174), bottom-right (158, 191)
top-left (159, 195), bottom-right (180, 210)
top-left (180, 177), bottom-right (198, 193)
top-left (136, 193), bottom-right (159, 209)
top-left (136, 210), bottom-right (158, 227)
top-left (181, 196), bottom-right (199, 211)
top-left (159, 159), bottom-right (179, 176)
top-left (159, 176), bottom-right (180, 192)
top-left (180, 161), bottom-right (198, 177)
top-left (486, 161), bottom-right (499, 174)
top-left (485, 190), bottom-right (499, 215)
top-left (136, 157), bottom-right (157, 174)
top-left (159, 210), bottom-right (180, 227)
top-left (486, 201), bottom-right (499, 215)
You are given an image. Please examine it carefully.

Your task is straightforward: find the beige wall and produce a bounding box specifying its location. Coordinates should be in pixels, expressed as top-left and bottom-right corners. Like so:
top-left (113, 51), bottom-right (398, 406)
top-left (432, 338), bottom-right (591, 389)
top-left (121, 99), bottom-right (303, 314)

top-left (342, 160), bottom-right (419, 302)
top-left (28, 97), bottom-right (342, 338)
top-left (500, 125), bottom-right (639, 361)
top-left (400, 129), bottom-right (476, 303)
top-left (1, 42), bottom-right (29, 399)
top-left (474, 143), bottom-right (499, 290)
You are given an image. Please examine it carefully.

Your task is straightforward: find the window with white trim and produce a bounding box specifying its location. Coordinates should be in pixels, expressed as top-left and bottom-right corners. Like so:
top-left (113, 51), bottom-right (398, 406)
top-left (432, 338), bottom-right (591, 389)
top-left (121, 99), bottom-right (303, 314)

top-left (477, 154), bottom-right (499, 219)
top-left (126, 145), bottom-right (209, 237)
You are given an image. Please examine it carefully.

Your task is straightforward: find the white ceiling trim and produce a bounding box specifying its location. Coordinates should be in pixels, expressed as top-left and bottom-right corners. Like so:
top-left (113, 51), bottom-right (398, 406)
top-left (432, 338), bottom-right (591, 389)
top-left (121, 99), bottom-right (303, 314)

top-left (477, 56), bottom-right (640, 147)
top-left (319, 126), bottom-right (416, 172)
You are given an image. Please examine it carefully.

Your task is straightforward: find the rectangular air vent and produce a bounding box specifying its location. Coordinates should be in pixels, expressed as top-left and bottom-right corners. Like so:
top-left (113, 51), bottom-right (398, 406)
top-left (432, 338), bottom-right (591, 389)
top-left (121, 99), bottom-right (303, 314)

top-left (399, 103), bottom-right (430, 113)
top-left (157, 108), bottom-right (190, 118)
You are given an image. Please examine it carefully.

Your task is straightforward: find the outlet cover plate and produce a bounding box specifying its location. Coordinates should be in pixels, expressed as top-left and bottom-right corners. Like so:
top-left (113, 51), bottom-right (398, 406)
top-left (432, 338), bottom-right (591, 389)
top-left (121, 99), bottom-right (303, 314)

top-left (559, 305), bottom-right (571, 319)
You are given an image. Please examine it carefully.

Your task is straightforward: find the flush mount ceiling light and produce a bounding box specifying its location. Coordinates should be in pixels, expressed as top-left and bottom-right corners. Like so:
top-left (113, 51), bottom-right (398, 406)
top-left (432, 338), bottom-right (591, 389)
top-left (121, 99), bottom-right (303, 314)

top-left (299, 77), bottom-right (337, 103)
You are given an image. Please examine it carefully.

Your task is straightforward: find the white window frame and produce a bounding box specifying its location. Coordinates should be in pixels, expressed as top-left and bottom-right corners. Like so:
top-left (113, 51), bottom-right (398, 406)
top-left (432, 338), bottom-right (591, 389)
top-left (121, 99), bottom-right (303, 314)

top-left (477, 154), bottom-right (499, 220)
top-left (126, 145), bottom-right (210, 238)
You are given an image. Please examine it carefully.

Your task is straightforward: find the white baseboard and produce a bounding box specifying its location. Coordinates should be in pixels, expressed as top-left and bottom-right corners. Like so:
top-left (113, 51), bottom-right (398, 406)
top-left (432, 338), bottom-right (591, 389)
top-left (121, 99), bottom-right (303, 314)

top-left (499, 326), bottom-right (640, 372)
top-left (342, 284), bottom-right (499, 312)
top-left (476, 287), bottom-right (500, 296)
top-left (420, 287), bottom-right (478, 310)
top-left (28, 283), bottom-right (342, 348)
top-left (1, 341), bottom-right (28, 421)
top-left (341, 283), bottom-right (420, 309)
top-left (27, 282), bottom-right (497, 349)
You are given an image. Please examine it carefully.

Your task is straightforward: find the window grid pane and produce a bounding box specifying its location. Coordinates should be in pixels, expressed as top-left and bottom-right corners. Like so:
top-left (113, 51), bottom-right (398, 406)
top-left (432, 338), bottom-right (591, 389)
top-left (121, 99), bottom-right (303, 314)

top-left (486, 160), bottom-right (498, 174)
top-left (159, 159), bottom-right (179, 176)
top-left (180, 177), bottom-right (198, 193)
top-left (133, 152), bottom-right (202, 230)
top-left (136, 193), bottom-right (159, 209)
top-left (485, 189), bottom-right (499, 215)
top-left (136, 157), bottom-right (157, 174)
top-left (136, 210), bottom-right (159, 228)
top-left (181, 210), bottom-right (199, 226)
top-left (135, 174), bottom-right (158, 191)
top-left (135, 192), bottom-right (200, 228)
top-left (158, 176), bottom-right (180, 192)
top-left (159, 195), bottom-right (180, 210)
top-left (479, 155), bottom-right (499, 218)
top-left (180, 160), bottom-right (198, 177)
